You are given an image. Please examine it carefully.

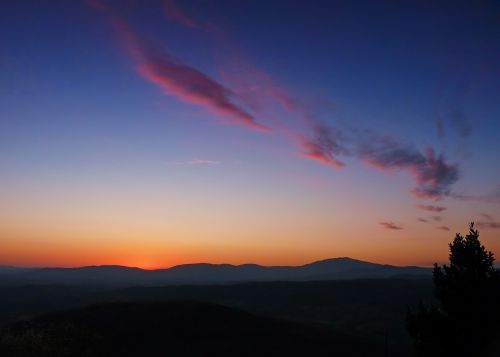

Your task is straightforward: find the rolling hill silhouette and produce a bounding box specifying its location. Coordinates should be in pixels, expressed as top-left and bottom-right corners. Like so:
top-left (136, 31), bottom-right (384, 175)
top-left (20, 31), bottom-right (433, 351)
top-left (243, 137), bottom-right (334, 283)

top-left (0, 257), bottom-right (429, 286)
top-left (0, 301), bottom-right (386, 357)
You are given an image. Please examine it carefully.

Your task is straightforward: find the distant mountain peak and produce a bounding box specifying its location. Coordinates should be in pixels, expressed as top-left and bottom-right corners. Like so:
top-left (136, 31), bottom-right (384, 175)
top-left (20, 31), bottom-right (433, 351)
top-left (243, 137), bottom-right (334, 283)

top-left (303, 257), bottom-right (379, 268)
top-left (311, 257), bottom-right (365, 263)
top-left (0, 258), bottom-right (430, 286)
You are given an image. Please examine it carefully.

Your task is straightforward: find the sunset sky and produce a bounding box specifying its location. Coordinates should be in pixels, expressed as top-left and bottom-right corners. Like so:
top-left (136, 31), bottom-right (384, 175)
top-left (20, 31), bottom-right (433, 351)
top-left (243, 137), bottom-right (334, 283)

top-left (1, 0), bottom-right (500, 268)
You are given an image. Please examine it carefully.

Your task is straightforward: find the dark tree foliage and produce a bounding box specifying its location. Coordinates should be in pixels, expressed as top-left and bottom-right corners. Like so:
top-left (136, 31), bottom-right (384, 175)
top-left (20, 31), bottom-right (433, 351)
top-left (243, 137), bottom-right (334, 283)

top-left (407, 223), bottom-right (500, 357)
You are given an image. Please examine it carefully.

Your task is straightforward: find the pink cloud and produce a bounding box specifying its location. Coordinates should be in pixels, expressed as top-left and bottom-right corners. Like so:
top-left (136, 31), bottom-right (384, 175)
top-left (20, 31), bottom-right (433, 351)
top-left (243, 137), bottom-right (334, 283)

top-left (379, 222), bottom-right (403, 230)
top-left (159, 3), bottom-right (348, 171)
top-left (90, 1), bottom-right (465, 205)
top-left (216, 59), bottom-right (305, 131)
top-left (417, 218), bottom-right (428, 223)
top-left (477, 221), bottom-right (500, 229)
top-left (416, 204), bottom-right (447, 212)
top-left (215, 56), bottom-right (343, 169)
top-left (298, 137), bottom-right (344, 168)
top-left (410, 149), bottom-right (459, 200)
top-left (295, 126), bottom-right (345, 169)
top-left (437, 226), bottom-right (450, 231)
top-left (449, 192), bottom-right (500, 204)
top-left (232, 63), bottom-right (309, 120)
top-left (89, 1), bottom-right (269, 133)
top-left (359, 137), bottom-right (459, 200)
top-left (138, 60), bottom-right (270, 132)
top-left (163, 0), bottom-right (223, 36)
top-left (164, 0), bottom-right (199, 28)
top-left (481, 213), bottom-right (494, 220)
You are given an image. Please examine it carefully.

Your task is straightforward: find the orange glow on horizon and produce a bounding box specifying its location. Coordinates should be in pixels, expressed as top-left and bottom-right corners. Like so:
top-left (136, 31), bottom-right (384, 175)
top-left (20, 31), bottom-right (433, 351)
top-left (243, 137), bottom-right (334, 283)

top-left (2, 228), bottom-right (481, 269)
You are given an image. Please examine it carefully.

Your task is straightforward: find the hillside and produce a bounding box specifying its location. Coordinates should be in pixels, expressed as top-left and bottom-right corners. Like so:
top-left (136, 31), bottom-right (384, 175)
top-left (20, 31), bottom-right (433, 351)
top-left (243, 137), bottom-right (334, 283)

top-left (0, 279), bottom-right (433, 355)
top-left (0, 301), bottom-right (385, 357)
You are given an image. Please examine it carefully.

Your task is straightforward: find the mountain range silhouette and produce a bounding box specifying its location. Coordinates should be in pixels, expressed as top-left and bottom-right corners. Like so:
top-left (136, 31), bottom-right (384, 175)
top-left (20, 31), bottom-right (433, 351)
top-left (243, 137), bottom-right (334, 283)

top-left (0, 257), bottom-right (429, 286)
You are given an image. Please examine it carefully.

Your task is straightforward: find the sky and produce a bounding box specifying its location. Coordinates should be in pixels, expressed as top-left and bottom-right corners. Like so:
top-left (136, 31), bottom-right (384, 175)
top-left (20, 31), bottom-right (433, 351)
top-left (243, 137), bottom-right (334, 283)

top-left (1, 0), bottom-right (500, 269)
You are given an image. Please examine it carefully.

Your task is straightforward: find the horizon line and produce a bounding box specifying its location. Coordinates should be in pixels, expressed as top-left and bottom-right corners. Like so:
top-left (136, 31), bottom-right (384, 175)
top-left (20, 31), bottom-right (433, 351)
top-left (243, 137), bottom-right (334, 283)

top-left (0, 256), bottom-right (436, 270)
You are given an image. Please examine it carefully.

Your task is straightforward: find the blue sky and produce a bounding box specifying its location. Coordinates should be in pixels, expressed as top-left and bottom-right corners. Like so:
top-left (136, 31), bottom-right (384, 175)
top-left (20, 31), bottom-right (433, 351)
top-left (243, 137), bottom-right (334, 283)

top-left (1, 0), bottom-right (499, 267)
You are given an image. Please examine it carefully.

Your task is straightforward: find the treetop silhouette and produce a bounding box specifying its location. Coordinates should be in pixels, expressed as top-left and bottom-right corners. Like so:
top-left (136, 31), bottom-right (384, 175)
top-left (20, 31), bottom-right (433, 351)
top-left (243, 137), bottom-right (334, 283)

top-left (407, 222), bottom-right (500, 357)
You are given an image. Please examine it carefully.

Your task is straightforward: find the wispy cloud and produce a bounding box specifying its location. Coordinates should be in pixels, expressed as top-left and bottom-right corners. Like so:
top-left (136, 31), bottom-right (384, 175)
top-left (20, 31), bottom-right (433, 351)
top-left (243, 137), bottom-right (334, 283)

top-left (156, 0), bottom-right (465, 202)
top-left (301, 128), bottom-right (461, 201)
top-left (416, 204), bottom-right (447, 212)
top-left (417, 218), bottom-right (428, 223)
top-left (481, 213), bottom-right (494, 220)
top-left (437, 226), bottom-right (450, 231)
top-left (175, 159), bottom-right (221, 165)
top-left (171, 21), bottom-right (308, 122)
top-left (358, 136), bottom-right (459, 200)
top-left (434, 80), bottom-right (473, 139)
top-left (296, 126), bottom-right (346, 169)
top-left (222, 61), bottom-right (302, 115)
top-left (217, 57), bottom-right (341, 167)
top-left (138, 60), bottom-right (270, 132)
top-left (183, 17), bottom-right (341, 168)
top-left (164, 0), bottom-right (199, 28)
top-left (449, 191), bottom-right (500, 204)
top-left (476, 213), bottom-right (500, 229)
top-left (89, 1), bottom-right (270, 133)
top-left (90, 0), bottom-right (465, 204)
top-left (434, 112), bottom-right (445, 139)
top-left (477, 221), bottom-right (500, 229)
top-left (379, 222), bottom-right (403, 230)
top-left (432, 215), bottom-right (443, 222)
top-left (449, 110), bottom-right (472, 139)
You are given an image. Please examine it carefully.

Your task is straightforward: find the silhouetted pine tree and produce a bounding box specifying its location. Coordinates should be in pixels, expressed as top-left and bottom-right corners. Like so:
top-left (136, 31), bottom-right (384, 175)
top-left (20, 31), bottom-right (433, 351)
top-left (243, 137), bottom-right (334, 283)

top-left (407, 223), bottom-right (500, 357)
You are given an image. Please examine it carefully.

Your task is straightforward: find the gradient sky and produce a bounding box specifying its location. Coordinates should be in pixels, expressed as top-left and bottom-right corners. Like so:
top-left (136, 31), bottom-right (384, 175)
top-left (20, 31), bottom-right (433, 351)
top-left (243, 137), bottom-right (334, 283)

top-left (1, 0), bottom-right (500, 268)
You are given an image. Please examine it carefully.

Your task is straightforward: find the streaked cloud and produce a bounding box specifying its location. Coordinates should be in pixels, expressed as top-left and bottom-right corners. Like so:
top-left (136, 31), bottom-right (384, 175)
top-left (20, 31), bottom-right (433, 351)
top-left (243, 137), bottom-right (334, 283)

top-left (477, 221), bottom-right (500, 229)
top-left (450, 110), bottom-right (472, 139)
top-left (449, 192), bottom-right (500, 204)
top-left (416, 204), bottom-right (447, 212)
top-left (358, 136), bottom-right (459, 200)
top-left (164, 0), bottom-right (199, 28)
top-left (138, 60), bottom-right (270, 132)
top-left (481, 213), bottom-right (494, 220)
top-left (91, 0), bottom-right (465, 204)
top-left (434, 80), bottom-right (473, 139)
top-left (90, 0), bottom-right (270, 133)
top-left (437, 226), bottom-right (450, 231)
top-left (379, 222), bottom-right (403, 230)
top-left (434, 112), bottom-right (445, 139)
top-left (296, 126), bottom-right (346, 169)
top-left (476, 213), bottom-right (500, 229)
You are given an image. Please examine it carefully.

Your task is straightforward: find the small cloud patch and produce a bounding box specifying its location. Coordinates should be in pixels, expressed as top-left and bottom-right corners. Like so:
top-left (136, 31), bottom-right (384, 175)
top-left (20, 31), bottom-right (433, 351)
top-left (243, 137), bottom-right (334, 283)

top-left (380, 222), bottom-right (403, 230)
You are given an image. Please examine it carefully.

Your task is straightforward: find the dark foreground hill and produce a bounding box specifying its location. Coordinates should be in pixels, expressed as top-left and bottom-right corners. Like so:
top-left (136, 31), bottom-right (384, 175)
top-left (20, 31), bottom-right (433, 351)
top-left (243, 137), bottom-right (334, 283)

top-left (0, 257), bottom-right (429, 286)
top-left (0, 279), bottom-right (434, 355)
top-left (0, 301), bottom-right (385, 357)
